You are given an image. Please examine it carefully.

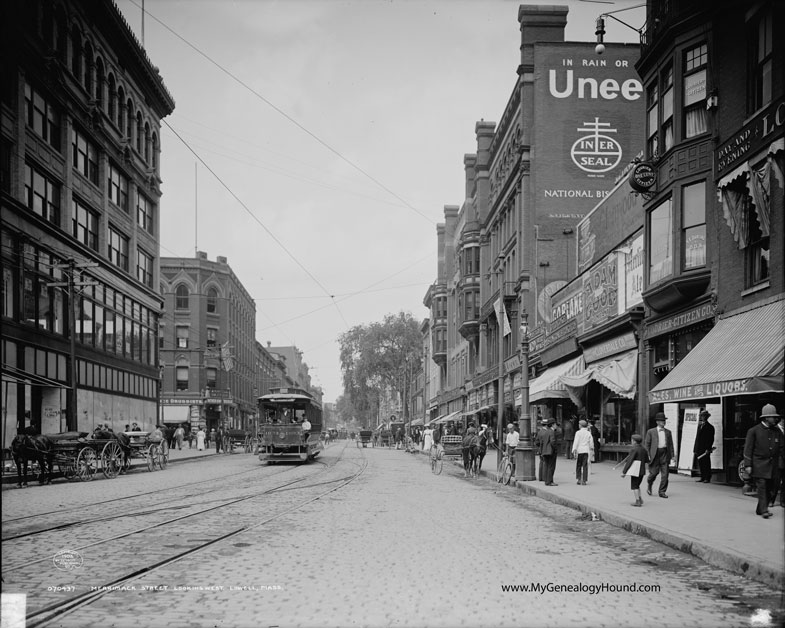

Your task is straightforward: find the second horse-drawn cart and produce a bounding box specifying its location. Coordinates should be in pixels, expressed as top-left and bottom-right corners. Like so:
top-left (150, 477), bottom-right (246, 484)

top-left (50, 431), bottom-right (168, 481)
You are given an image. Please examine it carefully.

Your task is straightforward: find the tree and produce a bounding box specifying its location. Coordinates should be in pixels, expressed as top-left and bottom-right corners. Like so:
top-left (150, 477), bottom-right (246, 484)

top-left (338, 311), bottom-right (422, 424)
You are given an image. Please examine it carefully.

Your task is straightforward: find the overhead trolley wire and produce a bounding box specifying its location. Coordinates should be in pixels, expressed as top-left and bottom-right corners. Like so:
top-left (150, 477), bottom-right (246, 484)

top-left (129, 0), bottom-right (436, 226)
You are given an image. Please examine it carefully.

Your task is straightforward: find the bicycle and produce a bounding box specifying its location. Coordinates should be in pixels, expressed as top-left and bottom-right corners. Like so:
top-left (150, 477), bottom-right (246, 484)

top-left (429, 443), bottom-right (444, 475)
top-left (497, 447), bottom-right (514, 485)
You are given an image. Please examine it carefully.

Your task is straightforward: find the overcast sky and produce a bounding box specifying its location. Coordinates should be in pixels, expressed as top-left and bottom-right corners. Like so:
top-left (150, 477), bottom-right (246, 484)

top-left (114, 0), bottom-right (645, 402)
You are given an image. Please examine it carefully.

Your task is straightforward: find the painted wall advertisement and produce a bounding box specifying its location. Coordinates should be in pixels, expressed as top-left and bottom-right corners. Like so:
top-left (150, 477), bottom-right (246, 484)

top-left (577, 177), bottom-right (645, 273)
top-left (533, 43), bottom-right (645, 229)
top-left (532, 43), bottom-right (645, 324)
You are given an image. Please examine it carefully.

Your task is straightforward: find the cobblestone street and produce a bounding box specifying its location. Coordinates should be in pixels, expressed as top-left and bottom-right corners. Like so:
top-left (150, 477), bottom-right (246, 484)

top-left (2, 442), bottom-right (782, 628)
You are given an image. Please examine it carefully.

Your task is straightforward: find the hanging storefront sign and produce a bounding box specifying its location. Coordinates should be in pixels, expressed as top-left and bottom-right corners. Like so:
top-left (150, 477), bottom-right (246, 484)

top-left (629, 162), bottom-right (657, 192)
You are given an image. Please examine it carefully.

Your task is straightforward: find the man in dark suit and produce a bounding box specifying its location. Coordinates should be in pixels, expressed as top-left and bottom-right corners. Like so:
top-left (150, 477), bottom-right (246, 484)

top-left (539, 418), bottom-right (559, 486)
top-left (534, 419), bottom-right (549, 482)
top-left (743, 404), bottom-right (783, 519)
top-left (644, 412), bottom-right (675, 498)
top-left (693, 409), bottom-right (715, 483)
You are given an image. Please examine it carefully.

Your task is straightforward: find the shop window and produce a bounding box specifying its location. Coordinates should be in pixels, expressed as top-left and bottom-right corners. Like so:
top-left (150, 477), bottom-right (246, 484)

top-left (747, 6), bottom-right (773, 115)
top-left (601, 397), bottom-right (636, 445)
top-left (648, 197), bottom-right (673, 284)
top-left (683, 43), bottom-right (708, 138)
top-left (682, 181), bottom-right (706, 270)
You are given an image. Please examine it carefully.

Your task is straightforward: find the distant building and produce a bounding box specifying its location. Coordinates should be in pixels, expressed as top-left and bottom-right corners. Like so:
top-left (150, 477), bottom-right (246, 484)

top-left (159, 252), bottom-right (256, 432)
top-left (1, 0), bottom-right (174, 442)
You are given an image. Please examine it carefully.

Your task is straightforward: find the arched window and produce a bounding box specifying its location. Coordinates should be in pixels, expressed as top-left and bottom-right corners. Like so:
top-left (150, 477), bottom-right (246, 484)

top-left (144, 122), bottom-right (150, 163)
top-left (175, 284), bottom-right (189, 310)
top-left (95, 57), bottom-right (105, 108)
top-left (70, 25), bottom-right (82, 81)
top-left (54, 6), bottom-right (66, 61)
top-left (126, 98), bottom-right (133, 139)
top-left (206, 287), bottom-right (218, 313)
top-left (108, 74), bottom-right (116, 120)
top-left (136, 111), bottom-right (142, 153)
top-left (117, 87), bottom-right (125, 130)
top-left (42, 0), bottom-right (54, 48)
top-left (83, 41), bottom-right (93, 95)
top-left (152, 132), bottom-right (158, 169)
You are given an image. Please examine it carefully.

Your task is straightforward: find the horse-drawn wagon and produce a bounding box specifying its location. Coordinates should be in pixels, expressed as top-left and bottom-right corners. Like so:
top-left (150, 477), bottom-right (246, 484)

top-left (220, 429), bottom-right (250, 453)
top-left (56, 430), bottom-right (167, 481)
top-left (356, 430), bottom-right (373, 448)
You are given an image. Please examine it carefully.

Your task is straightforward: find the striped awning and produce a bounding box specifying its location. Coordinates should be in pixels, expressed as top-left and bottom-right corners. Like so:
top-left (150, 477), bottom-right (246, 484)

top-left (433, 410), bottom-right (462, 425)
top-left (649, 298), bottom-right (784, 404)
top-left (529, 355), bottom-right (586, 403)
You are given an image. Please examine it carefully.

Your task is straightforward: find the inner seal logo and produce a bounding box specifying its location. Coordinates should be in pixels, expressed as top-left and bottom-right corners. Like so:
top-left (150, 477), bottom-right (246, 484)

top-left (571, 118), bottom-right (622, 174)
top-left (53, 549), bottom-right (84, 571)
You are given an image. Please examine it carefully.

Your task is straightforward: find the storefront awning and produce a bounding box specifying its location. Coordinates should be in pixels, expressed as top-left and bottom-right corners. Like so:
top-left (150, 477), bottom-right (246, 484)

top-left (529, 355), bottom-right (586, 403)
top-left (2, 366), bottom-right (70, 389)
top-left (433, 410), bottom-right (462, 425)
top-left (160, 405), bottom-right (190, 423)
top-left (649, 298), bottom-right (785, 404)
top-left (410, 418), bottom-right (424, 427)
top-left (560, 348), bottom-right (638, 403)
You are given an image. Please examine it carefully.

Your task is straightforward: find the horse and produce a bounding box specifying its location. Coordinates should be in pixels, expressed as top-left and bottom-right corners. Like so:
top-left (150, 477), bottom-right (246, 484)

top-left (10, 432), bottom-right (55, 487)
top-left (470, 429), bottom-right (492, 478)
top-left (462, 432), bottom-right (479, 478)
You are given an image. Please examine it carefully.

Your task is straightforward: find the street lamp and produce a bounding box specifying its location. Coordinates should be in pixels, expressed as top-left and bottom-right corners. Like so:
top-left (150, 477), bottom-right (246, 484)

top-left (515, 312), bottom-right (536, 480)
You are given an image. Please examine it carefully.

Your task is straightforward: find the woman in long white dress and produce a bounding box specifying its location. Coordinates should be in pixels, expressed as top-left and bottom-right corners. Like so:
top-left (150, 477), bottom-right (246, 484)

top-left (421, 426), bottom-right (434, 452)
top-left (196, 428), bottom-right (206, 451)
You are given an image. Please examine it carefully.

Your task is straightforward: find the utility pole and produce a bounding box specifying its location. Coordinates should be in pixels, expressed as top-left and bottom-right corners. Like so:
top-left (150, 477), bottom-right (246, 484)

top-left (49, 260), bottom-right (98, 431)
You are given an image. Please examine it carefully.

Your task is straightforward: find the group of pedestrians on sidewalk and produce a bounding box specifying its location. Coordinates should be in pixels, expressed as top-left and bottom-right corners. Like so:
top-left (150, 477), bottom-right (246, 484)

top-left (527, 402), bottom-right (783, 522)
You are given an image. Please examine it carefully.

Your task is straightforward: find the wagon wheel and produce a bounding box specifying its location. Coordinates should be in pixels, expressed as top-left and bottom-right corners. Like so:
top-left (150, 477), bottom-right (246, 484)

top-left (76, 448), bottom-right (98, 481)
top-left (157, 441), bottom-right (169, 469)
top-left (60, 461), bottom-right (77, 481)
top-left (146, 444), bottom-right (157, 471)
top-left (101, 441), bottom-right (124, 479)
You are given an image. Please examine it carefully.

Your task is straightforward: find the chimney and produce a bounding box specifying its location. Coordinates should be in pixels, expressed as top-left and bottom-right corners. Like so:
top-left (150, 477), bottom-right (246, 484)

top-left (196, 251), bottom-right (208, 260)
top-left (464, 154), bottom-right (477, 199)
top-left (217, 256), bottom-right (227, 264)
top-left (518, 5), bottom-right (569, 67)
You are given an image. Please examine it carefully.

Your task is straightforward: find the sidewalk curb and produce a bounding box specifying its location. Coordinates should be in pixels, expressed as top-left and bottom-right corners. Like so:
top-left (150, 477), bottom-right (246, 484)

top-left (421, 450), bottom-right (783, 588)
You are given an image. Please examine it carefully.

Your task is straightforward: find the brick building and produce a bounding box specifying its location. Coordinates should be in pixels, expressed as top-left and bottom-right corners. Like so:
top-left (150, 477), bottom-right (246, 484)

top-left (1, 0), bottom-right (174, 443)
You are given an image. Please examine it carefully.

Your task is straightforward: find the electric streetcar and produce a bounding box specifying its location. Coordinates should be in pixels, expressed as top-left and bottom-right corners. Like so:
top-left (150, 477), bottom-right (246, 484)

top-left (257, 387), bottom-right (323, 463)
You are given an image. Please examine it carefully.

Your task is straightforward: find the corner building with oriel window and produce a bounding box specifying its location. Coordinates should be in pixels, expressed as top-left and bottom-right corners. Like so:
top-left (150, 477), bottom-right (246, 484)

top-left (1, 0), bottom-right (174, 445)
top-left (639, 0), bottom-right (784, 485)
